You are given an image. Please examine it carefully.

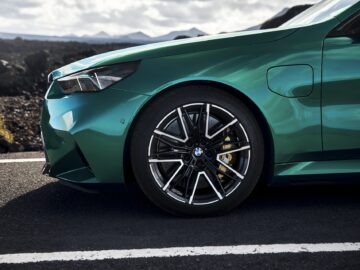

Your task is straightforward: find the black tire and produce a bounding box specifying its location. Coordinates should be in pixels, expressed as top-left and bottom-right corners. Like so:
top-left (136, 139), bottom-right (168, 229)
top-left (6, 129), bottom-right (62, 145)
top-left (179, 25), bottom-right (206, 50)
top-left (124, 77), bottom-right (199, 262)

top-left (131, 85), bottom-right (264, 216)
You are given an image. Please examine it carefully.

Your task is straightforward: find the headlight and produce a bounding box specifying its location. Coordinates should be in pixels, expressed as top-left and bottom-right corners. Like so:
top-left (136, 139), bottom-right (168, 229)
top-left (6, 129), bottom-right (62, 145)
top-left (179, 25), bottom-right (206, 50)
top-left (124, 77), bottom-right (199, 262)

top-left (57, 61), bottom-right (139, 94)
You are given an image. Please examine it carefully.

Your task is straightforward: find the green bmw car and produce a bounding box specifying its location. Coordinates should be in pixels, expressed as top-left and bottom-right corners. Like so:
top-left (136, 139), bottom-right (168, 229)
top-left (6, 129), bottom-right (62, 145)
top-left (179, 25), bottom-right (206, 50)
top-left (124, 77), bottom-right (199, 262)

top-left (41, 0), bottom-right (360, 215)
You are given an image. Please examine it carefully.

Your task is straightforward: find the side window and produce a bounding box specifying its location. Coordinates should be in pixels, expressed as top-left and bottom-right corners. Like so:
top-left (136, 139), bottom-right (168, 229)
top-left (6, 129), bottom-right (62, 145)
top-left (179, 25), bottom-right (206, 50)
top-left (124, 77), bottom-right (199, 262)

top-left (328, 11), bottom-right (360, 38)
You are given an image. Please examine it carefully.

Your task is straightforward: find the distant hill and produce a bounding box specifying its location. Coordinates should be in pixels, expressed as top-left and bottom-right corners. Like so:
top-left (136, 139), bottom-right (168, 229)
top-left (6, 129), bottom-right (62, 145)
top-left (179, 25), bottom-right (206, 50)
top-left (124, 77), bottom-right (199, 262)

top-left (93, 31), bottom-right (111, 38)
top-left (154, 27), bottom-right (207, 41)
top-left (120, 31), bottom-right (150, 41)
top-left (0, 28), bottom-right (208, 45)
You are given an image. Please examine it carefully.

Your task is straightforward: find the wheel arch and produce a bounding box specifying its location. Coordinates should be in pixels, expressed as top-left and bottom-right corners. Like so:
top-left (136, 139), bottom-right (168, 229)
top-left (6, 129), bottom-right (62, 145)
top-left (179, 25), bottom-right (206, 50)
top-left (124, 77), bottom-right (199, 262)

top-left (123, 79), bottom-right (274, 186)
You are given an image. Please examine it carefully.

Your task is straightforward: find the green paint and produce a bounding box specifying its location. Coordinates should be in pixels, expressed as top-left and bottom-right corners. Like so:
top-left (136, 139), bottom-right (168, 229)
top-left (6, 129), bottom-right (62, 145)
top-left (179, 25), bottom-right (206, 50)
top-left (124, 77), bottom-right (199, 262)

top-left (41, 2), bottom-right (360, 184)
top-left (267, 65), bottom-right (314, 97)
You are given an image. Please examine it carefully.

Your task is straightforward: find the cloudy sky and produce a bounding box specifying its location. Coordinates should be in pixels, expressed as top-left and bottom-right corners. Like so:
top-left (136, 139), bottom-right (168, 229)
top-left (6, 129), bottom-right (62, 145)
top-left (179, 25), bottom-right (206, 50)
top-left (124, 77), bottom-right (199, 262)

top-left (0, 0), bottom-right (320, 37)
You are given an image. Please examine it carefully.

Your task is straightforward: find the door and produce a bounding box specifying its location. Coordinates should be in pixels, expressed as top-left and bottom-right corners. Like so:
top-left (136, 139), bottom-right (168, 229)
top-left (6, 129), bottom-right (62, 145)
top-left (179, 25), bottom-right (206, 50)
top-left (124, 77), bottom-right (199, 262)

top-left (322, 11), bottom-right (360, 155)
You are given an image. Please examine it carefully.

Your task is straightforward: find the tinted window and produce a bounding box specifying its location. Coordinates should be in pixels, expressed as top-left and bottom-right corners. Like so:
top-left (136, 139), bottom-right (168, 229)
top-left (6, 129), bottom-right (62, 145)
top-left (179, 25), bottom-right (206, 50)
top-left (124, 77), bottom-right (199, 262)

top-left (281, 0), bottom-right (358, 28)
top-left (329, 11), bottom-right (360, 37)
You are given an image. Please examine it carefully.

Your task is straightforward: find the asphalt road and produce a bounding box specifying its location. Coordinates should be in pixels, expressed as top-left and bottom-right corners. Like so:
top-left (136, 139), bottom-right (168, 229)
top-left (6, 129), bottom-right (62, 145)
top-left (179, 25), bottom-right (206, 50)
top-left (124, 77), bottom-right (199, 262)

top-left (0, 152), bottom-right (360, 269)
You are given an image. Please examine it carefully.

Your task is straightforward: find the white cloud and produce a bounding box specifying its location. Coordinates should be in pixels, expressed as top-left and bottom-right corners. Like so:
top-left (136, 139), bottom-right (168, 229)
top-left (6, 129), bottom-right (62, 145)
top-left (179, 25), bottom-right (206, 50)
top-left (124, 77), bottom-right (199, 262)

top-left (0, 0), bottom-right (321, 36)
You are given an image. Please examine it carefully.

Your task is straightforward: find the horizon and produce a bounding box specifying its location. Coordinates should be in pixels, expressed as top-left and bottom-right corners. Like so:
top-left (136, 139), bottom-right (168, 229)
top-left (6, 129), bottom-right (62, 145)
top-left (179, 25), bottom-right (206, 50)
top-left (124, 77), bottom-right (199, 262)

top-left (0, 0), bottom-right (320, 37)
top-left (0, 26), bottom-right (206, 39)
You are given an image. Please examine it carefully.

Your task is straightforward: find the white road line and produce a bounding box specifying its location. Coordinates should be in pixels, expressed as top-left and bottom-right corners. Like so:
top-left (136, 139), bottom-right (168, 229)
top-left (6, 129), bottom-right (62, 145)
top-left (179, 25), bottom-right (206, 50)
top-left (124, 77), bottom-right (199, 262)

top-left (0, 158), bottom-right (45, 163)
top-left (0, 243), bottom-right (359, 264)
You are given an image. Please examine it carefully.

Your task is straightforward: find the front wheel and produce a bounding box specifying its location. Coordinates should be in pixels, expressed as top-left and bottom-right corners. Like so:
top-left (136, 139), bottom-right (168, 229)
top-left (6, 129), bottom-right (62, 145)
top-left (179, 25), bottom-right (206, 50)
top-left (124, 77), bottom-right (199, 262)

top-left (131, 86), bottom-right (264, 216)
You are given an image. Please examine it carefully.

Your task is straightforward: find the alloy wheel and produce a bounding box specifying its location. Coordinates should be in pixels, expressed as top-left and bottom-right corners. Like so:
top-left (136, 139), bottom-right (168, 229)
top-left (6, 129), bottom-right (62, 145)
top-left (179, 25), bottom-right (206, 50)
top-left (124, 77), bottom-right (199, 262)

top-left (148, 103), bottom-right (251, 205)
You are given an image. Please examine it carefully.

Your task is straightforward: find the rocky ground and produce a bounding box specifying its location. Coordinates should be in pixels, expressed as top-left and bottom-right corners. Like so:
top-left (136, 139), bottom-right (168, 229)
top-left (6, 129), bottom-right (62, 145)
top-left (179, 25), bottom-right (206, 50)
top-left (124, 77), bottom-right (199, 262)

top-left (0, 96), bottom-right (42, 152)
top-left (0, 39), bottom-right (135, 153)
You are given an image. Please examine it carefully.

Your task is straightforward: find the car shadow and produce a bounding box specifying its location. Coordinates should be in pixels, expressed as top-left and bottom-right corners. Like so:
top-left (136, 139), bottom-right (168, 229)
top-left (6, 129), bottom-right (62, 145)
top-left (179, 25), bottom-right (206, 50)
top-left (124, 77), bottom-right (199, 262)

top-left (2, 180), bottom-right (360, 218)
top-left (1, 180), bottom-right (360, 253)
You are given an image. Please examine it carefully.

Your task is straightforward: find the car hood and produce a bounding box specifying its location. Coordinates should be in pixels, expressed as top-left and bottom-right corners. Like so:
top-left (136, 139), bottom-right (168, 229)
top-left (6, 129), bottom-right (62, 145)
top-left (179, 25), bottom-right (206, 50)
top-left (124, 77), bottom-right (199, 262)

top-left (51, 27), bottom-right (298, 80)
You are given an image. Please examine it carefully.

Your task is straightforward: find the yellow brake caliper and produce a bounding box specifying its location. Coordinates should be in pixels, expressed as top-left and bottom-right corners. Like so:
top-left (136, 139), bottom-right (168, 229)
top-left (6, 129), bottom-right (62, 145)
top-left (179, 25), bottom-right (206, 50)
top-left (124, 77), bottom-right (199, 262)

top-left (218, 131), bottom-right (234, 182)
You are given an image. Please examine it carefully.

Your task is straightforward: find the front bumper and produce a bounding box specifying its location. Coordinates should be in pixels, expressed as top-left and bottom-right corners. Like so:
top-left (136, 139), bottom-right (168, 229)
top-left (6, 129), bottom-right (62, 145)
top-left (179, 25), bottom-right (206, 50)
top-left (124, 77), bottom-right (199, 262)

top-left (41, 82), bottom-right (150, 184)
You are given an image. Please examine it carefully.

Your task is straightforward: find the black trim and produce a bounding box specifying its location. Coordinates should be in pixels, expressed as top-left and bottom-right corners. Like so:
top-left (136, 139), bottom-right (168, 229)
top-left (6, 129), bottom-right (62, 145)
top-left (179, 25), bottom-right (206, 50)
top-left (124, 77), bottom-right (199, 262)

top-left (328, 10), bottom-right (360, 38)
top-left (271, 173), bottom-right (360, 187)
top-left (288, 148), bottom-right (360, 163)
top-left (58, 179), bottom-right (128, 193)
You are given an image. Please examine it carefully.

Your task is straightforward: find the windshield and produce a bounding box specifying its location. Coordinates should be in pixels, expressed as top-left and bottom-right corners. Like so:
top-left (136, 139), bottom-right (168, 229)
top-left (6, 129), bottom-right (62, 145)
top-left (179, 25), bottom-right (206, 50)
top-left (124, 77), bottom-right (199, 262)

top-left (281, 0), bottom-right (359, 28)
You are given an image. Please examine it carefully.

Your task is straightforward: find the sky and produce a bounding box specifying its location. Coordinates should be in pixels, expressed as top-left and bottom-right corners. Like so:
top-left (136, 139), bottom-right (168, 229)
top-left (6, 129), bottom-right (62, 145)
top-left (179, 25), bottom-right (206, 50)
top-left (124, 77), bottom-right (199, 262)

top-left (0, 0), bottom-right (320, 37)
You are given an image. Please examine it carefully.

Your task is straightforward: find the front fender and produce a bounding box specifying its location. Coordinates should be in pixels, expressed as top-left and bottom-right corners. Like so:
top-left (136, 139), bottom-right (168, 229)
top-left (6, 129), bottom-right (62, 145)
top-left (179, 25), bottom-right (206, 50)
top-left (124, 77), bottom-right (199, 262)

top-left (117, 33), bottom-right (323, 164)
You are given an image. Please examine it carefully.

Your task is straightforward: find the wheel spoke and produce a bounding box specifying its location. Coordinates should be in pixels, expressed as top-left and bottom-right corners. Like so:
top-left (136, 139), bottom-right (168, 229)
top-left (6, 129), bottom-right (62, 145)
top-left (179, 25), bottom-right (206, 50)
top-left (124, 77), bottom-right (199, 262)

top-left (206, 139), bottom-right (248, 150)
top-left (154, 135), bottom-right (190, 150)
top-left (151, 149), bottom-right (189, 159)
top-left (218, 145), bottom-right (251, 156)
top-left (153, 108), bottom-right (190, 144)
top-left (189, 172), bottom-right (201, 204)
top-left (206, 167), bottom-right (226, 195)
top-left (182, 159), bottom-right (196, 198)
top-left (170, 158), bottom-right (195, 189)
top-left (205, 104), bottom-right (238, 139)
top-left (184, 172), bottom-right (194, 199)
top-left (182, 107), bottom-right (195, 135)
top-left (154, 129), bottom-right (188, 143)
top-left (209, 121), bottom-right (223, 134)
top-left (196, 104), bottom-right (205, 135)
top-left (189, 171), bottom-right (223, 204)
top-left (215, 154), bottom-right (245, 180)
top-left (214, 145), bottom-right (249, 180)
top-left (202, 171), bottom-right (223, 200)
top-left (203, 157), bottom-right (240, 183)
top-left (177, 108), bottom-right (189, 141)
top-left (149, 159), bottom-right (184, 191)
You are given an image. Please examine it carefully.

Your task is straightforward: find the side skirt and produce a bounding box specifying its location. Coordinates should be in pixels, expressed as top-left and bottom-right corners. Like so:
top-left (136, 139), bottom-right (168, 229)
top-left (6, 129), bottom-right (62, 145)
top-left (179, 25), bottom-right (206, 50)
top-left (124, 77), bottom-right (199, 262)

top-left (270, 159), bottom-right (360, 186)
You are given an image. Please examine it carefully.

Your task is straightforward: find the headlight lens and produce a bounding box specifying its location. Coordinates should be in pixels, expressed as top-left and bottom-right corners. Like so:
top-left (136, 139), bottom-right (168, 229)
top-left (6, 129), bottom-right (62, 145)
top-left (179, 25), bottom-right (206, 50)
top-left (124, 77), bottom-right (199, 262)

top-left (57, 61), bottom-right (139, 94)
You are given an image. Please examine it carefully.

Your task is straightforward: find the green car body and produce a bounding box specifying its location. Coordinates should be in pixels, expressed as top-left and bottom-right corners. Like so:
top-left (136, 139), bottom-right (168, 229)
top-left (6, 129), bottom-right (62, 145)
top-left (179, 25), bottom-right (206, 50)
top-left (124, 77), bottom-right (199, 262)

top-left (41, 1), bottom-right (360, 190)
